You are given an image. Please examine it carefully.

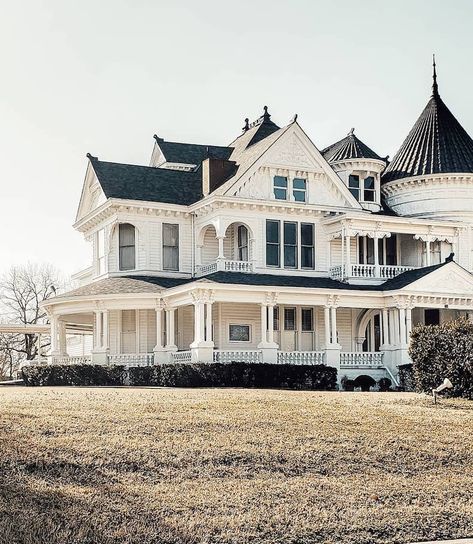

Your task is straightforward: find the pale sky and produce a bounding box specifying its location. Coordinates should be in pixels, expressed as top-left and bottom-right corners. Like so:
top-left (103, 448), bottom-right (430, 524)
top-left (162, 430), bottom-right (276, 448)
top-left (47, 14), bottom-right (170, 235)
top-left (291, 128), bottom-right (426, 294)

top-left (1, 0), bottom-right (472, 277)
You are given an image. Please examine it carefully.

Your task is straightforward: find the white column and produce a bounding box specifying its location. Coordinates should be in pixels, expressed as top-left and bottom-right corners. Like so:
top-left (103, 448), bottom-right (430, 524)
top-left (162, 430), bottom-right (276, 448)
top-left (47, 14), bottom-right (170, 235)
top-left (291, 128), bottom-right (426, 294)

top-left (102, 311), bottom-right (109, 350)
top-left (196, 245), bottom-right (203, 267)
top-left (59, 320), bottom-right (68, 356)
top-left (296, 306), bottom-right (302, 350)
top-left (324, 306), bottom-right (331, 347)
top-left (50, 315), bottom-right (59, 355)
top-left (205, 302), bottom-right (213, 343)
top-left (154, 306), bottom-right (163, 350)
top-left (330, 306), bottom-right (337, 345)
top-left (193, 301), bottom-right (203, 345)
top-left (345, 234), bottom-right (351, 270)
top-left (36, 333), bottom-right (42, 359)
top-left (217, 236), bottom-right (225, 260)
top-left (260, 303), bottom-right (268, 345)
top-left (95, 311), bottom-right (102, 349)
top-left (399, 307), bottom-right (407, 346)
top-left (166, 308), bottom-right (176, 348)
top-left (389, 308), bottom-right (397, 345)
top-left (374, 236), bottom-right (380, 277)
top-left (268, 305), bottom-right (275, 345)
top-left (425, 239), bottom-right (431, 266)
top-left (382, 308), bottom-right (389, 346)
top-left (406, 307), bottom-right (413, 344)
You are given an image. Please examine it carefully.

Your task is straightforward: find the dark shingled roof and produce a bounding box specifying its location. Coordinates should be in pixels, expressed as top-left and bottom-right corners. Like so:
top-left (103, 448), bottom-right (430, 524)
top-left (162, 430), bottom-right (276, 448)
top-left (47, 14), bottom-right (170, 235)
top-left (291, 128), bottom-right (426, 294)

top-left (89, 157), bottom-right (203, 206)
top-left (246, 107), bottom-right (281, 147)
top-left (322, 130), bottom-right (385, 163)
top-left (382, 65), bottom-right (473, 183)
top-left (154, 137), bottom-right (233, 165)
top-left (378, 261), bottom-right (447, 290)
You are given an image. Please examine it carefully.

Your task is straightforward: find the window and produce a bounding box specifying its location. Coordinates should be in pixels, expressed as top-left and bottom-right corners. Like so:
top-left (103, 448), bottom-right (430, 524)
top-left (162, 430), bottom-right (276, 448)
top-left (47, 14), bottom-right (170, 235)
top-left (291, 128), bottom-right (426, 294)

top-left (385, 235), bottom-right (397, 266)
top-left (363, 176), bottom-right (375, 202)
top-left (119, 223), bottom-right (136, 271)
top-left (293, 178), bottom-right (307, 202)
top-left (97, 229), bottom-right (106, 275)
top-left (358, 236), bottom-right (375, 265)
top-left (301, 223), bottom-right (315, 269)
top-left (237, 225), bottom-right (249, 261)
top-left (229, 324), bottom-right (250, 342)
top-left (348, 175), bottom-right (360, 200)
top-left (266, 220), bottom-right (280, 267)
top-left (273, 176), bottom-right (287, 200)
top-left (301, 308), bottom-right (313, 332)
top-left (284, 308), bottom-right (296, 331)
top-left (163, 223), bottom-right (179, 271)
top-left (284, 222), bottom-right (298, 268)
top-left (424, 309), bottom-right (440, 326)
top-left (273, 306), bottom-right (279, 331)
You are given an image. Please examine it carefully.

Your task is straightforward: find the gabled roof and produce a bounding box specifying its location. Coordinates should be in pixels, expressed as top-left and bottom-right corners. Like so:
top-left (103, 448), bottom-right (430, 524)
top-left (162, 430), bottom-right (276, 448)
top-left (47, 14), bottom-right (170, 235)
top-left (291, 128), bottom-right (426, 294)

top-left (382, 61), bottom-right (473, 184)
top-left (322, 129), bottom-right (385, 163)
top-left (153, 137), bottom-right (232, 165)
top-left (88, 156), bottom-right (203, 206)
top-left (379, 261), bottom-right (447, 290)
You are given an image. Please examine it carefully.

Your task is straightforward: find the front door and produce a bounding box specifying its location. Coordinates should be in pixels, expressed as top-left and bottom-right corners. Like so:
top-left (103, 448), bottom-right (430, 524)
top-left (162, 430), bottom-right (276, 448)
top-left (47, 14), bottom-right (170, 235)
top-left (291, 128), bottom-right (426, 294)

top-left (281, 307), bottom-right (296, 351)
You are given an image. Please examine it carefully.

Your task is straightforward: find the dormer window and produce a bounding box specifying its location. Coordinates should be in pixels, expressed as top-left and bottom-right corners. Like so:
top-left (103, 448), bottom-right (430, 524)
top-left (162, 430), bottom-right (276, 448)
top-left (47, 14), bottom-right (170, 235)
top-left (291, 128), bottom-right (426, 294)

top-left (363, 176), bottom-right (375, 202)
top-left (348, 175), bottom-right (360, 200)
top-left (293, 178), bottom-right (307, 202)
top-left (273, 176), bottom-right (288, 200)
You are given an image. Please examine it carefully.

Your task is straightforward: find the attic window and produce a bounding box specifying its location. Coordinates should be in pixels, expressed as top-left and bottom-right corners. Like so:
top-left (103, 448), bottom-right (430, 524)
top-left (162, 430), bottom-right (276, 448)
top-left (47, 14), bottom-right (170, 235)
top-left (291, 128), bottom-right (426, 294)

top-left (273, 176), bottom-right (287, 200)
top-left (293, 178), bottom-right (307, 202)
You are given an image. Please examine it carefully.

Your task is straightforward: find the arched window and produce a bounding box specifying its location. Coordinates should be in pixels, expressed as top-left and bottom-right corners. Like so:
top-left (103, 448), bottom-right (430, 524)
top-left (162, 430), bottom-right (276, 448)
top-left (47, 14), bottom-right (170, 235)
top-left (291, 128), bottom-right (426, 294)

top-left (119, 223), bottom-right (136, 271)
top-left (237, 225), bottom-right (249, 261)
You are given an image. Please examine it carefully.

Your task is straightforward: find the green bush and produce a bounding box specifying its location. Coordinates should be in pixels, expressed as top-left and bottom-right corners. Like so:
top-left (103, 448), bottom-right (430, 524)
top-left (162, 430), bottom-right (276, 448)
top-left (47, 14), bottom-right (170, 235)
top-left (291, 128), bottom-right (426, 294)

top-left (377, 377), bottom-right (392, 392)
top-left (398, 364), bottom-right (414, 392)
top-left (408, 317), bottom-right (473, 399)
top-left (22, 362), bottom-right (337, 390)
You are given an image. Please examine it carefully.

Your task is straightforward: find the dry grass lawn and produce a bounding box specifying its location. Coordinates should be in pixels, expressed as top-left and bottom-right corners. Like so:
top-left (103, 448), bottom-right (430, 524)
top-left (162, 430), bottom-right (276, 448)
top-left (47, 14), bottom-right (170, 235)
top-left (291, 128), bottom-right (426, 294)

top-left (0, 388), bottom-right (473, 544)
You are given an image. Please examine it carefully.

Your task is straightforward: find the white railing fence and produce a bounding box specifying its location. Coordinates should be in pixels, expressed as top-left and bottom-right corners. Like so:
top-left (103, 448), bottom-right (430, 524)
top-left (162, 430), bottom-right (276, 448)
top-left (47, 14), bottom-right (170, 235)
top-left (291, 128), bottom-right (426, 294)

top-left (196, 262), bottom-right (218, 276)
top-left (340, 352), bottom-right (384, 367)
top-left (213, 350), bottom-right (263, 364)
top-left (330, 264), bottom-right (415, 281)
top-left (107, 353), bottom-right (154, 367)
top-left (277, 351), bottom-right (326, 365)
top-left (378, 265), bottom-right (415, 279)
top-left (223, 260), bottom-right (254, 273)
top-left (51, 355), bottom-right (92, 365)
top-left (171, 351), bottom-right (192, 363)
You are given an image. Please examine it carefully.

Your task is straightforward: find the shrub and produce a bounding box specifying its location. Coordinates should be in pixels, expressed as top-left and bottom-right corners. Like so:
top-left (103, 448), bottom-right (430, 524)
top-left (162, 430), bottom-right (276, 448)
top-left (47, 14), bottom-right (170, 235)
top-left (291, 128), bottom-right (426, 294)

top-left (377, 377), bottom-right (393, 392)
top-left (340, 376), bottom-right (355, 391)
top-left (409, 317), bottom-right (473, 399)
top-left (22, 362), bottom-right (337, 390)
top-left (353, 374), bottom-right (376, 392)
top-left (398, 364), bottom-right (414, 392)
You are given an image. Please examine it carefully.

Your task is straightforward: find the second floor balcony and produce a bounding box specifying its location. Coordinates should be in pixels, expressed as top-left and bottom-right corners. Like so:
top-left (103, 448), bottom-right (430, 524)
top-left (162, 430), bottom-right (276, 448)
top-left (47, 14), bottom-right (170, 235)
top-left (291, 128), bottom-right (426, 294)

top-left (329, 263), bottom-right (415, 282)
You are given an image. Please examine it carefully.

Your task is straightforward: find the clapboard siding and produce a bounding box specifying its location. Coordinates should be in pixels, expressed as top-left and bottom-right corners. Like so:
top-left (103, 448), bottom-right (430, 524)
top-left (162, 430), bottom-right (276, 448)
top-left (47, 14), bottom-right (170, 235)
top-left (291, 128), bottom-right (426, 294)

top-left (218, 302), bottom-right (261, 349)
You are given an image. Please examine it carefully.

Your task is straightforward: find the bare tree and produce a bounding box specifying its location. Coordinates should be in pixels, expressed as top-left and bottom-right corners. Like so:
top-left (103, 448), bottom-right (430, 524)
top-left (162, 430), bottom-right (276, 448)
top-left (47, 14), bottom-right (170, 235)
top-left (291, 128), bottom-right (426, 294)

top-left (0, 263), bottom-right (65, 375)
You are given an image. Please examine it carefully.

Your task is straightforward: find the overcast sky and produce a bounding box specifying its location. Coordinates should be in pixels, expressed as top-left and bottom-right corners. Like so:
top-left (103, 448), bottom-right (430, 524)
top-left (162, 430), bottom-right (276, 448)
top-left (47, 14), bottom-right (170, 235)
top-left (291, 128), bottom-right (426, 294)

top-left (1, 0), bottom-right (472, 277)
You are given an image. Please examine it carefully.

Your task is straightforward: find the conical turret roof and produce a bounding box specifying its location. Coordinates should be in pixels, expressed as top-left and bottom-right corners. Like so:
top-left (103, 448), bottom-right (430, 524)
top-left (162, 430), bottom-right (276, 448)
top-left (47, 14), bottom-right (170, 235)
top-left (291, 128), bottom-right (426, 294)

top-left (322, 129), bottom-right (384, 163)
top-left (382, 59), bottom-right (473, 184)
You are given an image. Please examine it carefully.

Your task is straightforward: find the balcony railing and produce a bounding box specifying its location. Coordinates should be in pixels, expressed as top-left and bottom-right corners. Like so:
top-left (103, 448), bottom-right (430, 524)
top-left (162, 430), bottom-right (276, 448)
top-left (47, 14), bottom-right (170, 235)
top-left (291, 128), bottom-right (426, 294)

top-left (340, 352), bottom-right (384, 368)
top-left (330, 264), bottom-right (416, 281)
top-left (277, 351), bottom-right (325, 365)
top-left (196, 260), bottom-right (254, 277)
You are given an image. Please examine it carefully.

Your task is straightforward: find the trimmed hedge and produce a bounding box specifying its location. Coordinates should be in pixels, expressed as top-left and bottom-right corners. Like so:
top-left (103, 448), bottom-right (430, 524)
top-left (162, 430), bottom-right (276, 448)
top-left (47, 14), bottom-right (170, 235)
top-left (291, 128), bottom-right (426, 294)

top-left (409, 318), bottom-right (473, 399)
top-left (22, 362), bottom-right (337, 390)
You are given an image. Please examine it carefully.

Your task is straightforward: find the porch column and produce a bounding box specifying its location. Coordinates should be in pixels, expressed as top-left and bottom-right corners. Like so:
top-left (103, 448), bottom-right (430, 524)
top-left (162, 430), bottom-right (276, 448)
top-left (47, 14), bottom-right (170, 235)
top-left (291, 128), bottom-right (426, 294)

top-left (196, 245), bottom-right (203, 267)
top-left (95, 311), bottom-right (102, 349)
top-left (205, 301), bottom-right (213, 343)
top-left (36, 333), bottom-right (42, 360)
top-left (374, 236), bottom-right (380, 277)
top-left (193, 301), bottom-right (204, 345)
top-left (389, 308), bottom-right (397, 345)
top-left (296, 306), bottom-right (302, 350)
top-left (102, 311), bottom-right (109, 351)
top-left (259, 304), bottom-right (268, 345)
top-left (324, 306), bottom-right (331, 347)
top-left (153, 302), bottom-right (167, 364)
top-left (382, 308), bottom-right (389, 346)
top-left (267, 304), bottom-right (275, 345)
top-left (330, 306), bottom-right (337, 345)
top-left (217, 236), bottom-right (225, 260)
top-left (406, 307), bottom-right (413, 344)
top-left (50, 315), bottom-right (59, 356)
top-left (399, 307), bottom-right (407, 346)
top-left (425, 239), bottom-right (431, 266)
top-left (91, 310), bottom-right (109, 364)
top-left (165, 308), bottom-right (177, 350)
top-left (345, 233), bottom-right (351, 270)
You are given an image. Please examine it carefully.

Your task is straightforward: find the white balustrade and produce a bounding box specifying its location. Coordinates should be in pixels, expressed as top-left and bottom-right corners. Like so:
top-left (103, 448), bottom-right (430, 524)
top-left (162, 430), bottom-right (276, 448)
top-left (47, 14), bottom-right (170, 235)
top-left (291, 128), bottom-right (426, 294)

top-left (213, 350), bottom-right (263, 363)
top-left (107, 353), bottom-right (154, 367)
top-left (171, 351), bottom-right (192, 363)
top-left (378, 265), bottom-right (415, 279)
top-left (277, 351), bottom-right (326, 365)
top-left (340, 352), bottom-right (384, 367)
top-left (329, 265), bottom-right (345, 281)
top-left (330, 264), bottom-right (415, 281)
top-left (196, 262), bottom-right (218, 276)
top-left (51, 355), bottom-right (92, 365)
top-left (223, 260), bottom-right (254, 273)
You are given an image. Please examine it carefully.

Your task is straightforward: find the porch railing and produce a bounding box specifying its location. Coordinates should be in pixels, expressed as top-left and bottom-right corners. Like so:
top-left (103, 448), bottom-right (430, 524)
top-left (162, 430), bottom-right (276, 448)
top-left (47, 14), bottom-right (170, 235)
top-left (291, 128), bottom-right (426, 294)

top-left (340, 352), bottom-right (384, 368)
top-left (196, 259), bottom-right (254, 277)
top-left (213, 350), bottom-right (263, 364)
top-left (107, 353), bottom-right (154, 367)
top-left (171, 351), bottom-right (192, 364)
top-left (277, 351), bottom-right (326, 365)
top-left (330, 264), bottom-right (416, 281)
top-left (51, 355), bottom-right (92, 365)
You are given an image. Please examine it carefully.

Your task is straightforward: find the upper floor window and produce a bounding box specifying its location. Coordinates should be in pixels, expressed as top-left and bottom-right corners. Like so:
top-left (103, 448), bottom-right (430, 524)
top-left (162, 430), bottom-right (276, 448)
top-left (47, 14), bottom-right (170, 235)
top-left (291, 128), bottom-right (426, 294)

top-left (266, 220), bottom-right (280, 267)
top-left (163, 223), bottom-right (179, 271)
top-left (348, 175), bottom-right (360, 200)
top-left (266, 220), bottom-right (315, 269)
top-left (284, 222), bottom-right (298, 268)
top-left (97, 228), bottom-right (106, 275)
top-left (273, 176), bottom-right (288, 200)
top-left (293, 178), bottom-right (307, 202)
top-left (363, 176), bottom-right (375, 202)
top-left (301, 223), bottom-right (315, 269)
top-left (119, 223), bottom-right (136, 271)
top-left (237, 225), bottom-right (249, 261)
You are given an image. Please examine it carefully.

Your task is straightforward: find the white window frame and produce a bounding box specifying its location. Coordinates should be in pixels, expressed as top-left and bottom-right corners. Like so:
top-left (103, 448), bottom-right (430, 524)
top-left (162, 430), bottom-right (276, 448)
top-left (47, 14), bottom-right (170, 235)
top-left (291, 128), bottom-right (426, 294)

top-left (265, 220), bottom-right (316, 270)
top-left (162, 223), bottom-right (180, 271)
top-left (228, 323), bottom-right (252, 343)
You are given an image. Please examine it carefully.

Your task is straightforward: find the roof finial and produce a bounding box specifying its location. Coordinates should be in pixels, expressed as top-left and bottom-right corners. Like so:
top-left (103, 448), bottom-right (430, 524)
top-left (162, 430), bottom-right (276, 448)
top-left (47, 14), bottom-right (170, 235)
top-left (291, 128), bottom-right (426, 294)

top-left (242, 118), bottom-right (250, 132)
top-left (262, 105), bottom-right (270, 120)
top-left (432, 53), bottom-right (439, 97)
top-left (348, 127), bottom-right (355, 136)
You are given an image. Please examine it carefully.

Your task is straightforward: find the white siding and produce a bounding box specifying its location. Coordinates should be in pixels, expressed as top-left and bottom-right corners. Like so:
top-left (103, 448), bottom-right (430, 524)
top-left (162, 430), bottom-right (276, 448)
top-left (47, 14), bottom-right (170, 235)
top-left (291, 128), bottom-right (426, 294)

top-left (218, 303), bottom-right (261, 350)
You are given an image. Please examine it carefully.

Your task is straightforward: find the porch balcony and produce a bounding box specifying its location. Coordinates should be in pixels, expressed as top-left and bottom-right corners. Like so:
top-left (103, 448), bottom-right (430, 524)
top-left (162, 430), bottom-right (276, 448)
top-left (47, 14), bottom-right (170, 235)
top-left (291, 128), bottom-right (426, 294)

top-left (196, 259), bottom-right (254, 277)
top-left (330, 263), bottom-right (416, 282)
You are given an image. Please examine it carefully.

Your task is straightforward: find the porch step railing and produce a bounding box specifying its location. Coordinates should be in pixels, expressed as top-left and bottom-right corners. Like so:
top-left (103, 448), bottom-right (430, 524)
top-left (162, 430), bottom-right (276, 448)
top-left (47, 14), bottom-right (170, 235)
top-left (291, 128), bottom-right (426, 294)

top-left (196, 260), bottom-right (254, 277)
top-left (213, 350), bottom-right (263, 364)
top-left (277, 351), bottom-right (326, 365)
top-left (107, 353), bottom-right (154, 367)
top-left (340, 352), bottom-right (384, 368)
top-left (330, 264), bottom-right (416, 281)
top-left (51, 355), bottom-right (92, 365)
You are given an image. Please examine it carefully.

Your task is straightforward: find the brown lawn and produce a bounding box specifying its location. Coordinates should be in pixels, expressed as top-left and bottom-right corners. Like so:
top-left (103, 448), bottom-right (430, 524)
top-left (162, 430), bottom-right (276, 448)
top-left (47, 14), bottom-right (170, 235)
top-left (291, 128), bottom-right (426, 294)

top-left (0, 388), bottom-right (472, 544)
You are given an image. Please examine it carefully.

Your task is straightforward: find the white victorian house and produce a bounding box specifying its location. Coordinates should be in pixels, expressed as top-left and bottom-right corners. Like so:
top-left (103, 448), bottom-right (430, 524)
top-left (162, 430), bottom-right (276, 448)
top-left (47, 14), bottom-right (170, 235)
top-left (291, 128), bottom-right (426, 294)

top-left (42, 63), bottom-right (473, 386)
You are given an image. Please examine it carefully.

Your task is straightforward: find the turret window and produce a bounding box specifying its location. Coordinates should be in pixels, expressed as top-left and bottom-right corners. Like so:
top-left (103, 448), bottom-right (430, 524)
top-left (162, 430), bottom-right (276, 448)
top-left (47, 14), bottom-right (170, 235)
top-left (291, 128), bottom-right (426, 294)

top-left (348, 175), bottom-right (360, 200)
top-left (363, 176), bottom-right (375, 202)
